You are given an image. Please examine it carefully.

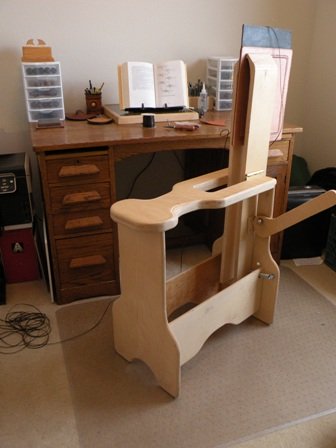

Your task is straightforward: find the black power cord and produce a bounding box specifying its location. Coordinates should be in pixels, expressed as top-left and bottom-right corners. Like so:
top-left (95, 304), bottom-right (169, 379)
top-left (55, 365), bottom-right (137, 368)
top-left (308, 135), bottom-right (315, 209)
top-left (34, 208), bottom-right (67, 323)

top-left (126, 152), bottom-right (156, 198)
top-left (0, 300), bottom-right (114, 355)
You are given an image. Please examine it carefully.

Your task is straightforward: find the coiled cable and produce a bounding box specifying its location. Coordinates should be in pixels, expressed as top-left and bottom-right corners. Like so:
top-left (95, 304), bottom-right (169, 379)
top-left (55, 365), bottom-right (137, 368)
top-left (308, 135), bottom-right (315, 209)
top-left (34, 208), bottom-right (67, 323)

top-left (0, 301), bottom-right (113, 355)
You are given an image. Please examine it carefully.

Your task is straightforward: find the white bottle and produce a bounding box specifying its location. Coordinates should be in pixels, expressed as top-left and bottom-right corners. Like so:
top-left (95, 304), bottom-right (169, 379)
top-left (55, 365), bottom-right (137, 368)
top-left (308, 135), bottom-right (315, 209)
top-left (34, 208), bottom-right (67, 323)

top-left (198, 82), bottom-right (208, 115)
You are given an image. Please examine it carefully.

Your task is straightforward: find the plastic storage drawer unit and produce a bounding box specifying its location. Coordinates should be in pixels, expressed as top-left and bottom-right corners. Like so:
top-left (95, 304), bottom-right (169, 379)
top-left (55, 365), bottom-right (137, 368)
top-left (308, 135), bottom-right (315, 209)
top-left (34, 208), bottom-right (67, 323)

top-left (22, 61), bottom-right (65, 123)
top-left (207, 57), bottom-right (237, 111)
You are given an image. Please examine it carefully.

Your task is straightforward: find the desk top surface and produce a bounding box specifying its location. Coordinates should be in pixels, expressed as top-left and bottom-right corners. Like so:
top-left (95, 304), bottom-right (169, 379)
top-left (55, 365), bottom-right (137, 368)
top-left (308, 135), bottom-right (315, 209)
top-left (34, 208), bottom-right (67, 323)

top-left (30, 111), bottom-right (302, 153)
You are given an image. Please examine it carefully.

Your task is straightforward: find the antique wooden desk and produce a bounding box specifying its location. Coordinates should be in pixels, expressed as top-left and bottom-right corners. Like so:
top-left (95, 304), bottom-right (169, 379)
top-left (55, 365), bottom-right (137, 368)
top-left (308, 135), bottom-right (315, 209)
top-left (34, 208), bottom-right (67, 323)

top-left (30, 111), bottom-right (302, 303)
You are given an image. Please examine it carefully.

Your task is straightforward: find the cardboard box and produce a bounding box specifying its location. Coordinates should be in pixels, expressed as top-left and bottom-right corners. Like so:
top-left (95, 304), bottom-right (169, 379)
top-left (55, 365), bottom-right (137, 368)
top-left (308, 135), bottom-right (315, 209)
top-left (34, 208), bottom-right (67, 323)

top-left (22, 39), bottom-right (54, 62)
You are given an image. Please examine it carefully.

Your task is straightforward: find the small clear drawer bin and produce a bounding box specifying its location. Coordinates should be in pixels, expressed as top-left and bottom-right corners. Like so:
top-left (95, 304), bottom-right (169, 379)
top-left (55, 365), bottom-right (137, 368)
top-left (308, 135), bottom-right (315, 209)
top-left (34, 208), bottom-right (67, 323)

top-left (22, 62), bottom-right (65, 122)
top-left (207, 56), bottom-right (237, 111)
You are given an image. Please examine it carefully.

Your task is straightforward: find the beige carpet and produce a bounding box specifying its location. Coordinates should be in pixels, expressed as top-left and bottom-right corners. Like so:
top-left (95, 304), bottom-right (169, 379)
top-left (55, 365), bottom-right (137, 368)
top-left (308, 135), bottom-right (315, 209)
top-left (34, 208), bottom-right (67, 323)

top-left (56, 267), bottom-right (336, 448)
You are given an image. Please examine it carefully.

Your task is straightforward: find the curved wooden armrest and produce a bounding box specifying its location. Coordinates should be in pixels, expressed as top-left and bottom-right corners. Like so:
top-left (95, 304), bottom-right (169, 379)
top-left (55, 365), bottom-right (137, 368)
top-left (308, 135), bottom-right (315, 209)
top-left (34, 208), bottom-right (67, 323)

top-left (111, 168), bottom-right (276, 232)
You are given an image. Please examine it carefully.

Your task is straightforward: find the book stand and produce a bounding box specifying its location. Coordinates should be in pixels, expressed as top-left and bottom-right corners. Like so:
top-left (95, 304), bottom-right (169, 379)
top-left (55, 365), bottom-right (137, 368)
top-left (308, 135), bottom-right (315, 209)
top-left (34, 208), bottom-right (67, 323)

top-left (103, 104), bottom-right (199, 125)
top-left (111, 53), bottom-right (336, 397)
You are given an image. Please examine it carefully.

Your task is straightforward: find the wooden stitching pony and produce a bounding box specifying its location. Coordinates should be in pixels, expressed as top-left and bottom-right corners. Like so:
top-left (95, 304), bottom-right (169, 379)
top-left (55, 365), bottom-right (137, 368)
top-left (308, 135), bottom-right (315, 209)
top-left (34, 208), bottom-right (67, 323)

top-left (111, 26), bottom-right (336, 397)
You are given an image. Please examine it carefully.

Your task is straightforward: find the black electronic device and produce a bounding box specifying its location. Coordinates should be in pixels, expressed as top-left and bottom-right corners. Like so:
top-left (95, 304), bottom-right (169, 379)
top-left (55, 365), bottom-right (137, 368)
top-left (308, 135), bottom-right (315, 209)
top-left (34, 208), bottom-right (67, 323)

top-left (281, 186), bottom-right (331, 259)
top-left (325, 214), bottom-right (336, 271)
top-left (0, 153), bottom-right (33, 228)
top-left (0, 173), bottom-right (16, 193)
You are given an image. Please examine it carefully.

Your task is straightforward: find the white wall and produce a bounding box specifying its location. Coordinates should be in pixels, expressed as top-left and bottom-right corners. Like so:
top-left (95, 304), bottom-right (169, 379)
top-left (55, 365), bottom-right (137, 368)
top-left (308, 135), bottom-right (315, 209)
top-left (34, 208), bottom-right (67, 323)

top-left (300, 0), bottom-right (336, 173)
top-left (0, 0), bottom-right (318, 166)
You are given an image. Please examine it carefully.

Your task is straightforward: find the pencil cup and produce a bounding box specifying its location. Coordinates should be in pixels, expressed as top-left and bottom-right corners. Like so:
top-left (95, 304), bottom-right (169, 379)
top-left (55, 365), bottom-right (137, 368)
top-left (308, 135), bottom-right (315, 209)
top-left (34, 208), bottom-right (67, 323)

top-left (85, 93), bottom-right (102, 114)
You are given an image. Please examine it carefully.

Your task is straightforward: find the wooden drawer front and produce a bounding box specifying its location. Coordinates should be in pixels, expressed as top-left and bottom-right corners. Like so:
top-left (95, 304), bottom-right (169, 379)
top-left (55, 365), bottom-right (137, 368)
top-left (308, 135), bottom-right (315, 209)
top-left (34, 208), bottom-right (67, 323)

top-left (53, 208), bottom-right (113, 236)
top-left (45, 155), bottom-right (109, 184)
top-left (56, 233), bottom-right (115, 289)
top-left (49, 182), bottom-right (111, 213)
top-left (268, 139), bottom-right (289, 163)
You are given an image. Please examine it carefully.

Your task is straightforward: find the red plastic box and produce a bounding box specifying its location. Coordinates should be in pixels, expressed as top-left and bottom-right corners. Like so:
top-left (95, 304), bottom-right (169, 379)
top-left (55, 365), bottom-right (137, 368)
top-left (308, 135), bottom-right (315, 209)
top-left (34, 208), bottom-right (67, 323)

top-left (0, 227), bottom-right (40, 283)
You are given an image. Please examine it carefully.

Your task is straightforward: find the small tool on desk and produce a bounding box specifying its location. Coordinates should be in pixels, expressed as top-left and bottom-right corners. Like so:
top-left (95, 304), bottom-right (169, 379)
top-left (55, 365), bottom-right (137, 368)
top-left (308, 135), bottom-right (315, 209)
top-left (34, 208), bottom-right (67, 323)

top-left (200, 118), bottom-right (226, 127)
top-left (143, 113), bottom-right (155, 128)
top-left (165, 121), bottom-right (200, 131)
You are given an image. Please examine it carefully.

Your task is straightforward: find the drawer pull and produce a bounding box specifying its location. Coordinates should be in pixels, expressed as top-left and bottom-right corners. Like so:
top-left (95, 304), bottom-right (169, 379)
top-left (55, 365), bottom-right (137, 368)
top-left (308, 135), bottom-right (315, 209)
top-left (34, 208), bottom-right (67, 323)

top-left (58, 164), bottom-right (100, 178)
top-left (268, 149), bottom-right (284, 158)
top-left (65, 216), bottom-right (103, 230)
top-left (69, 254), bottom-right (107, 269)
top-left (62, 191), bottom-right (102, 205)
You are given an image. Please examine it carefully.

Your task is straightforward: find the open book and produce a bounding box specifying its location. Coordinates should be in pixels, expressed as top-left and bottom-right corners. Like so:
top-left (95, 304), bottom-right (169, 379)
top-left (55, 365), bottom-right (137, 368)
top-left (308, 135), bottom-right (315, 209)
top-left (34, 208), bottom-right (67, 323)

top-left (118, 60), bottom-right (189, 111)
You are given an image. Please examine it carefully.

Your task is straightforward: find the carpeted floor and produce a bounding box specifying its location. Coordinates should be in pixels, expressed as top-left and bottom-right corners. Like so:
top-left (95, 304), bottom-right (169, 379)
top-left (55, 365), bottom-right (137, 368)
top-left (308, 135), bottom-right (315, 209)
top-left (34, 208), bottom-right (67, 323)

top-left (56, 267), bottom-right (336, 448)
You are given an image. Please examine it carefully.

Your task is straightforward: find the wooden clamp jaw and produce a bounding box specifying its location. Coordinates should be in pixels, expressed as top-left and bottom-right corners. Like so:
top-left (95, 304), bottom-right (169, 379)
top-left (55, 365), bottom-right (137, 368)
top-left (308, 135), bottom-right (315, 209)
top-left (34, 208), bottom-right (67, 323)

top-left (254, 189), bottom-right (336, 238)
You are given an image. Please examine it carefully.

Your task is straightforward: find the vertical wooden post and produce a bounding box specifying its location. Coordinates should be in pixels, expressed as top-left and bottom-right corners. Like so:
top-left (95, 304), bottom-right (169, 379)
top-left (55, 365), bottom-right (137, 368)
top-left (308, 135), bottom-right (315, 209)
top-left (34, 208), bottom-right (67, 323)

top-left (220, 54), bottom-right (278, 287)
top-left (112, 224), bottom-right (180, 397)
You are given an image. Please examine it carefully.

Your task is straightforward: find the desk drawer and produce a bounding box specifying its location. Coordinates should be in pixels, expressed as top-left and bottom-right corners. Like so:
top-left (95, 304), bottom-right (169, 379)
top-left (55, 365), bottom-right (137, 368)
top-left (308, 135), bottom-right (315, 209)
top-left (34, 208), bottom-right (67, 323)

top-left (49, 182), bottom-right (111, 213)
top-left (56, 233), bottom-right (115, 289)
top-left (52, 209), bottom-right (113, 236)
top-left (268, 139), bottom-right (290, 163)
top-left (45, 154), bottom-right (110, 184)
